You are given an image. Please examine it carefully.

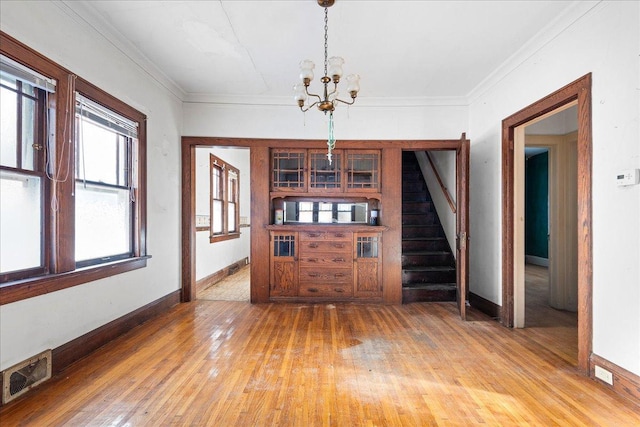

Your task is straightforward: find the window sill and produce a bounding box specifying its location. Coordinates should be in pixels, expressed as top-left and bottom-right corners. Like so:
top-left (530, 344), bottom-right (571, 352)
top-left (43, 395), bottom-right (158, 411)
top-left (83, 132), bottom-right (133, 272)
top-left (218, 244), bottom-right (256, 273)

top-left (209, 232), bottom-right (241, 244)
top-left (0, 256), bottom-right (151, 305)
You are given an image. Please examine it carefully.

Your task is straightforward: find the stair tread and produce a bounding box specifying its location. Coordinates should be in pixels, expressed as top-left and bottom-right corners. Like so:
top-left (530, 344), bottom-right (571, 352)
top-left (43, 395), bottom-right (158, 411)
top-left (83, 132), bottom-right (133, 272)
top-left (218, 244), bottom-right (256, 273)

top-left (403, 251), bottom-right (451, 255)
top-left (402, 283), bottom-right (457, 290)
top-left (402, 266), bottom-right (456, 272)
top-left (402, 237), bottom-right (447, 241)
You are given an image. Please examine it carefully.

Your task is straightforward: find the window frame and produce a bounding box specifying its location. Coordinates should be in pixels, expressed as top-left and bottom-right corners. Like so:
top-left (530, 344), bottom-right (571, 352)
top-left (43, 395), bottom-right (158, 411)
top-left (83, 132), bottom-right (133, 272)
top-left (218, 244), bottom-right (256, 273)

top-left (0, 74), bottom-right (50, 282)
top-left (0, 31), bottom-right (148, 306)
top-left (209, 153), bottom-right (240, 243)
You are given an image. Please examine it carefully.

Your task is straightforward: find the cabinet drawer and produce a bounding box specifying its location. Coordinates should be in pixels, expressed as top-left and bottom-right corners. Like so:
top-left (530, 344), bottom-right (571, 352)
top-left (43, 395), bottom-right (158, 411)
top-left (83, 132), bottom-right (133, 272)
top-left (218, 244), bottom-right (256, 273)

top-left (299, 254), bottom-right (350, 267)
top-left (299, 240), bottom-right (350, 253)
top-left (299, 283), bottom-right (353, 298)
top-left (299, 231), bottom-right (352, 241)
top-left (300, 268), bottom-right (352, 284)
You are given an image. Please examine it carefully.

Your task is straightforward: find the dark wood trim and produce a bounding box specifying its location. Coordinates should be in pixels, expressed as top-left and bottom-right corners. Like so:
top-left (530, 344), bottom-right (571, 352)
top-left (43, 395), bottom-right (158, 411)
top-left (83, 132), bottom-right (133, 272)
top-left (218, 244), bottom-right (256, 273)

top-left (590, 354), bottom-right (640, 407)
top-left (501, 73), bottom-right (592, 373)
top-left (182, 136), bottom-right (462, 151)
top-left (0, 257), bottom-right (150, 305)
top-left (381, 147), bottom-right (402, 304)
top-left (181, 143), bottom-right (195, 302)
top-left (469, 292), bottom-right (501, 319)
top-left (196, 258), bottom-right (249, 294)
top-left (250, 146), bottom-right (271, 303)
top-left (52, 290), bottom-right (180, 376)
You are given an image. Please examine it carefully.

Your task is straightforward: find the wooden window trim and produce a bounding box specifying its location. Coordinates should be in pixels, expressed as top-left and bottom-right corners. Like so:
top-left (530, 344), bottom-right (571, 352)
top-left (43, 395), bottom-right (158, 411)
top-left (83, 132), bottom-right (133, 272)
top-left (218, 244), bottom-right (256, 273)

top-left (209, 154), bottom-right (240, 243)
top-left (0, 31), bottom-right (148, 305)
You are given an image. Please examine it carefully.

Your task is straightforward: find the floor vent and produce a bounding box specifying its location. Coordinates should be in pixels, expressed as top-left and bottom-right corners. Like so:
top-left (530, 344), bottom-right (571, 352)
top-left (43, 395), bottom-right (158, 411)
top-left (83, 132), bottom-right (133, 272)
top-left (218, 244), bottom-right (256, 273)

top-left (2, 350), bottom-right (52, 404)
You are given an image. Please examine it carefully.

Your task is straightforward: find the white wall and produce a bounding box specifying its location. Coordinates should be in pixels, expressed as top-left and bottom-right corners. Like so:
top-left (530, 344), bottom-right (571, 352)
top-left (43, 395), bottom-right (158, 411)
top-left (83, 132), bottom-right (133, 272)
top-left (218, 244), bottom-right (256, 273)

top-left (195, 147), bottom-right (250, 281)
top-left (468, 2), bottom-right (640, 375)
top-left (0, 2), bottom-right (183, 370)
top-left (183, 103), bottom-right (468, 140)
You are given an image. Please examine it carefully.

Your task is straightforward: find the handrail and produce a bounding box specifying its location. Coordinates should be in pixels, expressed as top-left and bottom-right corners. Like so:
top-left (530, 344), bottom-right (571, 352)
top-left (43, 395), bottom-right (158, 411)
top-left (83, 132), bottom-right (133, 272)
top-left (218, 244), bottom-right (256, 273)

top-left (426, 152), bottom-right (456, 214)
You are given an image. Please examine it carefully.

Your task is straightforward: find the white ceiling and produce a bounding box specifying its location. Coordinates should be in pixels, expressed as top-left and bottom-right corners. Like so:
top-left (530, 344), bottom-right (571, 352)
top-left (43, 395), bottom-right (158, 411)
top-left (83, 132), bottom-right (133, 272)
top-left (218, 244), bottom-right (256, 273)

top-left (72, 0), bottom-right (579, 104)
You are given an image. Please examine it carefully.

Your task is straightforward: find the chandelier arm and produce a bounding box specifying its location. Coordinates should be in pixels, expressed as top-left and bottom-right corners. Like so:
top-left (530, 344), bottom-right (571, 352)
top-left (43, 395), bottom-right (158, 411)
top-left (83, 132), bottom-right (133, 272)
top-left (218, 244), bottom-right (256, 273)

top-left (333, 97), bottom-right (357, 106)
top-left (300, 100), bottom-right (321, 112)
top-left (304, 89), bottom-right (323, 103)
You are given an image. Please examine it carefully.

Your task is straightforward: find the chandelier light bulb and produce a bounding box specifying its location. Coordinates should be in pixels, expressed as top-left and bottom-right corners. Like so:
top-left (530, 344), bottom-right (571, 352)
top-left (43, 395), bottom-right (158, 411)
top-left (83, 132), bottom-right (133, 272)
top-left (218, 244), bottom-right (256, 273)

top-left (299, 60), bottom-right (315, 85)
top-left (328, 56), bottom-right (344, 83)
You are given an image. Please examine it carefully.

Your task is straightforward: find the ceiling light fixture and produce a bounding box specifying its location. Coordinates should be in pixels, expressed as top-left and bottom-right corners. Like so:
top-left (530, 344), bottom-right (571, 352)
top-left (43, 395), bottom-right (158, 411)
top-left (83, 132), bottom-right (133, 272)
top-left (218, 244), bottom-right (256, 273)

top-left (293, 0), bottom-right (360, 164)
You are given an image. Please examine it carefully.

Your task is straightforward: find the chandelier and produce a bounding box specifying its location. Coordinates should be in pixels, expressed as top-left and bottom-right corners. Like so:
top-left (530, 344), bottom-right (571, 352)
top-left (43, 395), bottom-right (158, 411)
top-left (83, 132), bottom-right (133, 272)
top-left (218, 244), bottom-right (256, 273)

top-left (293, 0), bottom-right (360, 164)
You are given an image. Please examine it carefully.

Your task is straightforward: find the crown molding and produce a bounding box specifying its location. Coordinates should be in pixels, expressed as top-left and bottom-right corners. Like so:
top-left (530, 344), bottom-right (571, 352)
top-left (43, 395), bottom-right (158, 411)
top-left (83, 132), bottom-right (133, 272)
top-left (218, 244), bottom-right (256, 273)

top-left (184, 93), bottom-right (469, 108)
top-left (57, 0), bottom-right (186, 102)
top-left (466, 1), bottom-right (602, 105)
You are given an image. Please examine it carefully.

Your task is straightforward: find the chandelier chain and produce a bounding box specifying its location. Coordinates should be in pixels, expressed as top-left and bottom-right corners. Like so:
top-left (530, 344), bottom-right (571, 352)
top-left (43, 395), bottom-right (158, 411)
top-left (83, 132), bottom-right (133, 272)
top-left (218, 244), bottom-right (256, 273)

top-left (323, 7), bottom-right (328, 77)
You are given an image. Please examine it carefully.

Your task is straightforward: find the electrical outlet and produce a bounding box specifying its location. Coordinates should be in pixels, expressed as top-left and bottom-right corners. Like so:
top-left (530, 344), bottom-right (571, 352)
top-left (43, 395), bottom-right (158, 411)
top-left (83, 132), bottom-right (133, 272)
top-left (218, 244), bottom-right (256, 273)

top-left (594, 366), bottom-right (613, 385)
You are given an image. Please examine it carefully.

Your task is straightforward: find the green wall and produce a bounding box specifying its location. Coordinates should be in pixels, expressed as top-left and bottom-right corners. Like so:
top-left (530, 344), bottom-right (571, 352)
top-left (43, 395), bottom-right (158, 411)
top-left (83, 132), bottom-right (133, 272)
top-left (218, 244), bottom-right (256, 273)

top-left (525, 152), bottom-right (548, 259)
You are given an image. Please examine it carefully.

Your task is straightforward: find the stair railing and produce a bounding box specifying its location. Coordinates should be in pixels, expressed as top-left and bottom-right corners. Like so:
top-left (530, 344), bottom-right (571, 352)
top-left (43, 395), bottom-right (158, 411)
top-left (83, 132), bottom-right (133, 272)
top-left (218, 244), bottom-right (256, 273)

top-left (426, 152), bottom-right (456, 214)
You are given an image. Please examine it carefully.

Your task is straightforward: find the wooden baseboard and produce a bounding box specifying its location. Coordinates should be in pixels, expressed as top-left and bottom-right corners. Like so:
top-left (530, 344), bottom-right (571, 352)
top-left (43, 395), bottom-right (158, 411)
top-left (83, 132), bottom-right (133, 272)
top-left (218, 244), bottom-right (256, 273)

top-left (196, 257), bottom-right (249, 295)
top-left (469, 292), bottom-right (501, 319)
top-left (52, 290), bottom-right (181, 375)
top-left (590, 354), bottom-right (640, 407)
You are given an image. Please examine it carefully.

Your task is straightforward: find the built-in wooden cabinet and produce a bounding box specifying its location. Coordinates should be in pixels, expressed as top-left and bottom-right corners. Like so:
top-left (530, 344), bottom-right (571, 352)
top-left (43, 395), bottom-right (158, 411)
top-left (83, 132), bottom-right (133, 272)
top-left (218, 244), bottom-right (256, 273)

top-left (268, 226), bottom-right (385, 302)
top-left (268, 148), bottom-right (385, 302)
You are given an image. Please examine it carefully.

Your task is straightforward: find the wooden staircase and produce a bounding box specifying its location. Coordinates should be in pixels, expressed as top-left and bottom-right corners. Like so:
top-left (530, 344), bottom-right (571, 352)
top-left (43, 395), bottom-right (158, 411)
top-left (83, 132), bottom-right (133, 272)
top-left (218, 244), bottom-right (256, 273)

top-left (402, 151), bottom-right (456, 303)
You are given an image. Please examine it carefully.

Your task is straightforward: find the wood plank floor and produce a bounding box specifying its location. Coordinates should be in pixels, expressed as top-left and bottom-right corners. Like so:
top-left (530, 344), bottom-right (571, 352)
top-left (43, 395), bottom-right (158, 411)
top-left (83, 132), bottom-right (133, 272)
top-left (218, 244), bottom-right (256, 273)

top-left (2, 300), bottom-right (639, 426)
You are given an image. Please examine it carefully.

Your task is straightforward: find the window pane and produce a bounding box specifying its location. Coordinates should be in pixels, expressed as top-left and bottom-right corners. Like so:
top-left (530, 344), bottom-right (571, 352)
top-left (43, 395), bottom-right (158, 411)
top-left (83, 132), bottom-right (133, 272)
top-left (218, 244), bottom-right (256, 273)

top-left (0, 170), bottom-right (42, 272)
top-left (76, 118), bottom-right (120, 185)
top-left (228, 202), bottom-right (236, 232)
top-left (0, 86), bottom-right (17, 168)
top-left (212, 200), bottom-right (223, 233)
top-left (75, 182), bottom-right (131, 262)
top-left (212, 166), bottom-right (222, 199)
top-left (228, 169), bottom-right (237, 201)
top-left (22, 96), bottom-right (35, 170)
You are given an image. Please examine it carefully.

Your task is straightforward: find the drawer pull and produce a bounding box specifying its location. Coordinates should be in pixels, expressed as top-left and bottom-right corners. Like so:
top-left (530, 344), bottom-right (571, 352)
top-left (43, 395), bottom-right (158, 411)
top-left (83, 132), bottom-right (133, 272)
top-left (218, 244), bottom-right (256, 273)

top-left (332, 257), bottom-right (345, 263)
top-left (334, 233), bottom-right (346, 238)
top-left (308, 287), bottom-right (319, 293)
top-left (333, 243), bottom-right (345, 249)
top-left (308, 258), bottom-right (318, 263)
top-left (334, 273), bottom-right (345, 278)
top-left (308, 243), bottom-right (319, 248)
top-left (334, 288), bottom-right (345, 293)
top-left (308, 272), bottom-right (319, 277)
top-left (307, 233), bottom-right (320, 238)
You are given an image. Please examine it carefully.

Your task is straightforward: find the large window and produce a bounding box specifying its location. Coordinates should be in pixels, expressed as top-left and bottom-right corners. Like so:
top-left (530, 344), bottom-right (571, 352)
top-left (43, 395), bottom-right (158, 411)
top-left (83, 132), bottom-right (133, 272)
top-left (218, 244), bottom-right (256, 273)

top-left (0, 32), bottom-right (147, 304)
top-left (209, 154), bottom-right (240, 242)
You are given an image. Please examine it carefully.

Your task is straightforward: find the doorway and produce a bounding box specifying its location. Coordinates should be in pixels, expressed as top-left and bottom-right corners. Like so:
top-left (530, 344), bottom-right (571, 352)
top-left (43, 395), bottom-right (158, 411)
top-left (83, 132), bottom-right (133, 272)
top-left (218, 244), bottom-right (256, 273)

top-left (502, 74), bottom-right (592, 373)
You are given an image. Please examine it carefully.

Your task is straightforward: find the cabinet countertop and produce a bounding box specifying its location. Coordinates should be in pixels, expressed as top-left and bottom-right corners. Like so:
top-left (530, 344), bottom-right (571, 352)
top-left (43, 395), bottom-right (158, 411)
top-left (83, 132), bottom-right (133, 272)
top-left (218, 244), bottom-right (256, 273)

top-left (266, 224), bottom-right (388, 232)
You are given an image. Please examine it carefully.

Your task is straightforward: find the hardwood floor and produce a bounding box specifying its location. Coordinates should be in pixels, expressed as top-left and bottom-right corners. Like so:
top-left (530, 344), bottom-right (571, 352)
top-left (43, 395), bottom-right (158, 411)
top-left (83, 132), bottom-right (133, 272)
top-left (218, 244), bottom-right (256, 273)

top-left (524, 263), bottom-right (578, 365)
top-left (1, 301), bottom-right (638, 426)
top-left (198, 265), bottom-right (250, 302)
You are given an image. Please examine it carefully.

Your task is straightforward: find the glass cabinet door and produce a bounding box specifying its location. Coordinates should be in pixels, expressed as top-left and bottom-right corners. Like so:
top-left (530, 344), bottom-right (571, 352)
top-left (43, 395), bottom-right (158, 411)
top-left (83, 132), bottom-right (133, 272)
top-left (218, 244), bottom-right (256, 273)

top-left (309, 149), bottom-right (342, 192)
top-left (346, 150), bottom-right (380, 191)
top-left (353, 232), bottom-right (382, 298)
top-left (271, 149), bottom-right (306, 192)
top-left (270, 232), bottom-right (298, 297)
